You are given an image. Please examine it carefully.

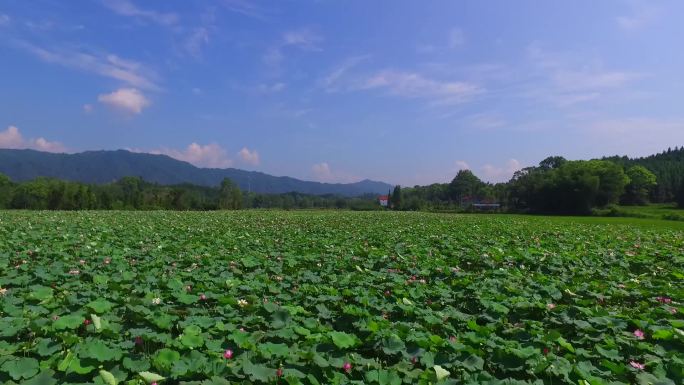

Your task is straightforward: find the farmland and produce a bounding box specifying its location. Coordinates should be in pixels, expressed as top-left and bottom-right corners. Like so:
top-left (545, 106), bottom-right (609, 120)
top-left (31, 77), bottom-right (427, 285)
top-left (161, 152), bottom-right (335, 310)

top-left (0, 211), bottom-right (682, 385)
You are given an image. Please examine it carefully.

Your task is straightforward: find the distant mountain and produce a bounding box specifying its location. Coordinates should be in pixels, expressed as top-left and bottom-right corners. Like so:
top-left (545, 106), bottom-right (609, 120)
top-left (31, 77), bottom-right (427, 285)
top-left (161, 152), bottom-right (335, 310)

top-left (0, 149), bottom-right (392, 196)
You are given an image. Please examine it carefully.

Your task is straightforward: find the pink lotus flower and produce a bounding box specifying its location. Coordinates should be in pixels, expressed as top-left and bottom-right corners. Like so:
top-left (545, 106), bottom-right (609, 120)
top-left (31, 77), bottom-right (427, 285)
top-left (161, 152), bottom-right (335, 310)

top-left (151, 382), bottom-right (158, 385)
top-left (199, 294), bottom-right (207, 301)
top-left (343, 362), bottom-right (352, 373)
top-left (547, 303), bottom-right (556, 310)
top-left (543, 347), bottom-right (550, 355)
top-left (411, 356), bottom-right (417, 364)
top-left (384, 290), bottom-right (391, 296)
top-left (656, 296), bottom-right (672, 304)
top-left (223, 349), bottom-right (233, 359)
top-left (449, 336), bottom-right (457, 342)
top-left (633, 329), bottom-right (645, 340)
top-left (83, 319), bottom-right (91, 326)
top-left (276, 367), bottom-right (283, 377)
top-left (135, 336), bottom-right (143, 346)
top-left (629, 361), bottom-right (645, 370)
top-left (669, 307), bottom-right (677, 314)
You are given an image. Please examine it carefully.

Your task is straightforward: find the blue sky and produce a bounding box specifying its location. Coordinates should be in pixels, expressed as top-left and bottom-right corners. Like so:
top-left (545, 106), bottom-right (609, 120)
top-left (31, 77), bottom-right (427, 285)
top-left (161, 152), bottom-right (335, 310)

top-left (1, 0), bottom-right (683, 185)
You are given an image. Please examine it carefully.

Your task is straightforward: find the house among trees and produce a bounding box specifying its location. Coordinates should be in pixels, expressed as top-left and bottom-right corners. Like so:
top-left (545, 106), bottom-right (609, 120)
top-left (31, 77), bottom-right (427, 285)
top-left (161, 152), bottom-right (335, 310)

top-left (378, 195), bottom-right (389, 207)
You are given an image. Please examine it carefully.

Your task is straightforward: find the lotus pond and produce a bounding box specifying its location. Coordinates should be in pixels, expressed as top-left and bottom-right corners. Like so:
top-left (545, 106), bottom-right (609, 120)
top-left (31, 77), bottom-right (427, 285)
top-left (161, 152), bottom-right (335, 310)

top-left (0, 211), bottom-right (682, 385)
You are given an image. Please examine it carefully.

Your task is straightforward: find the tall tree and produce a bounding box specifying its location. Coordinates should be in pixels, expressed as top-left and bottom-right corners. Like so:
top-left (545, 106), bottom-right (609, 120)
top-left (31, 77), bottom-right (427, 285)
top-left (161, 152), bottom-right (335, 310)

top-left (539, 156), bottom-right (567, 170)
top-left (623, 165), bottom-right (657, 205)
top-left (391, 185), bottom-right (402, 210)
top-left (0, 173), bottom-right (12, 208)
top-left (448, 170), bottom-right (484, 204)
top-left (219, 178), bottom-right (242, 210)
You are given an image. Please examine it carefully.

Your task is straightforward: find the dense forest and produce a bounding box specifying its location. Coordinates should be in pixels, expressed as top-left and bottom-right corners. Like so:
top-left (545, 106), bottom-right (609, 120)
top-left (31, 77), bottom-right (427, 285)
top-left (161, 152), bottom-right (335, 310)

top-left (1, 147), bottom-right (683, 214)
top-left (0, 175), bottom-right (380, 211)
top-left (397, 148), bottom-right (684, 214)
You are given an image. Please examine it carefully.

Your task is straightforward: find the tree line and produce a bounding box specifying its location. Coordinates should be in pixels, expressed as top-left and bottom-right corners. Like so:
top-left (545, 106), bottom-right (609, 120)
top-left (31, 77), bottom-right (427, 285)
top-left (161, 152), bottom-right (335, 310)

top-left (0, 175), bottom-right (380, 211)
top-left (1, 147), bottom-right (683, 214)
top-left (388, 150), bottom-right (684, 214)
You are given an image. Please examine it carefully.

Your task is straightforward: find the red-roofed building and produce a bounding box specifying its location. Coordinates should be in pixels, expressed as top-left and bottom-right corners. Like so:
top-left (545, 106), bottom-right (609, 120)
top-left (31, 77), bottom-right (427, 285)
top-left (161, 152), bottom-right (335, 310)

top-left (378, 195), bottom-right (389, 207)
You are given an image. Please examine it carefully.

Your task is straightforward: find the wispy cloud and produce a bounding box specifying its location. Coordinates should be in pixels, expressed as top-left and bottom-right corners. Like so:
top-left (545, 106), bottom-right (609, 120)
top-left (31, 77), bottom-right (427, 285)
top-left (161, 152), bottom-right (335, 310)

top-left (526, 43), bottom-right (643, 106)
top-left (183, 27), bottom-right (210, 58)
top-left (102, 0), bottom-right (178, 25)
top-left (581, 117), bottom-right (684, 157)
top-left (417, 27), bottom-right (466, 53)
top-left (13, 40), bottom-right (160, 90)
top-left (465, 113), bottom-right (506, 130)
top-left (221, 0), bottom-right (270, 19)
top-left (358, 70), bottom-right (483, 106)
top-left (448, 28), bottom-right (465, 48)
top-left (0, 14), bottom-right (10, 26)
top-left (0, 125), bottom-right (66, 153)
top-left (98, 88), bottom-right (151, 114)
top-left (319, 55), bottom-right (370, 92)
top-left (616, 2), bottom-right (661, 30)
top-left (254, 82), bottom-right (286, 94)
top-left (264, 28), bottom-right (323, 66)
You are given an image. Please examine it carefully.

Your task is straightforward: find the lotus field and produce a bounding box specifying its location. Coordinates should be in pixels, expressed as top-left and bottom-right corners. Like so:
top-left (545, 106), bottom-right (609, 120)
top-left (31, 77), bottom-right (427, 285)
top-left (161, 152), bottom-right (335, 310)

top-left (0, 211), bottom-right (682, 385)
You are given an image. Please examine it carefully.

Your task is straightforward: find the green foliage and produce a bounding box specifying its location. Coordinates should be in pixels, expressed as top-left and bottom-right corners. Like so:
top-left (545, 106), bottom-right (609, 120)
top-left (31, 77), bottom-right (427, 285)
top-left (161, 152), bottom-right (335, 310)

top-left (448, 169), bottom-right (485, 203)
top-left (391, 185), bottom-right (402, 209)
top-left (0, 210), bottom-right (681, 384)
top-left (623, 165), bottom-right (658, 205)
top-left (218, 178), bottom-right (242, 210)
top-left (509, 159), bottom-right (628, 214)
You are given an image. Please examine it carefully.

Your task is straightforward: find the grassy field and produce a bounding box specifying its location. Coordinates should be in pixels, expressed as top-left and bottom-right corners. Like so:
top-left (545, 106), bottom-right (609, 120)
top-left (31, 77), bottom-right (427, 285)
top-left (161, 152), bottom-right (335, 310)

top-left (0, 211), bottom-right (682, 385)
top-left (611, 204), bottom-right (684, 222)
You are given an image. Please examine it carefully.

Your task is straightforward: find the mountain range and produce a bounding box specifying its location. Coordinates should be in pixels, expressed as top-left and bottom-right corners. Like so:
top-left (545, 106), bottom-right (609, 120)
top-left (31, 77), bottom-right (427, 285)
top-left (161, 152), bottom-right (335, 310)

top-left (0, 149), bottom-right (393, 196)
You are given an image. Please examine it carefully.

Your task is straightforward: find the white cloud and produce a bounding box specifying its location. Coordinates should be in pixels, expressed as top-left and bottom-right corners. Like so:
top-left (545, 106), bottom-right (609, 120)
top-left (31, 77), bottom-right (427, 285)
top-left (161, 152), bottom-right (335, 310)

top-left (237, 147), bottom-right (260, 166)
top-left (102, 0), bottom-right (178, 25)
top-left (98, 88), bottom-right (150, 114)
top-left (455, 160), bottom-right (470, 171)
top-left (15, 41), bottom-right (160, 90)
top-left (82, 104), bottom-right (94, 113)
top-left (148, 143), bottom-right (233, 168)
top-left (448, 28), bottom-right (465, 48)
top-left (0, 125), bottom-right (66, 153)
top-left (310, 162), bottom-right (359, 183)
top-left (0, 14), bottom-right (10, 26)
top-left (359, 70), bottom-right (483, 105)
top-left (311, 162), bottom-right (333, 181)
top-left (480, 159), bottom-right (521, 183)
